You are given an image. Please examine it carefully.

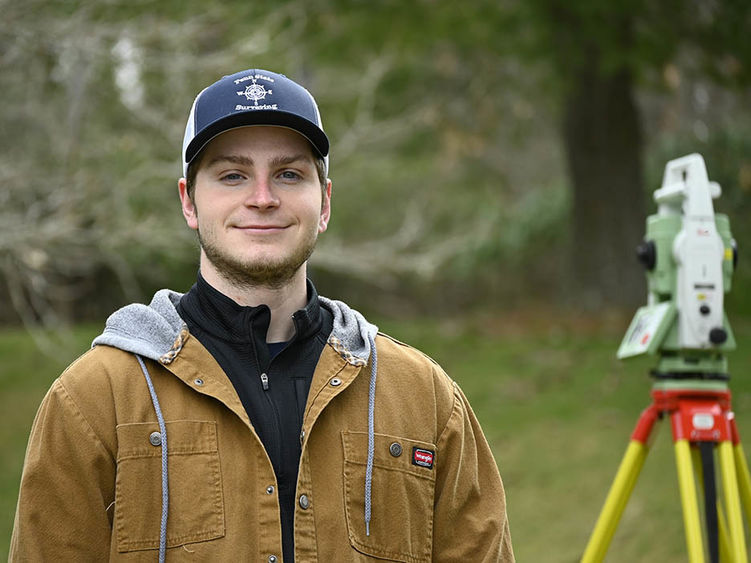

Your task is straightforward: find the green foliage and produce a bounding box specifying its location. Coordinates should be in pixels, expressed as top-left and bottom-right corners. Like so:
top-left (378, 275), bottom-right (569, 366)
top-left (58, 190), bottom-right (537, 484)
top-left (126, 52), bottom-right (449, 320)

top-left (1, 0), bottom-right (750, 320)
top-left (514, 0), bottom-right (749, 87)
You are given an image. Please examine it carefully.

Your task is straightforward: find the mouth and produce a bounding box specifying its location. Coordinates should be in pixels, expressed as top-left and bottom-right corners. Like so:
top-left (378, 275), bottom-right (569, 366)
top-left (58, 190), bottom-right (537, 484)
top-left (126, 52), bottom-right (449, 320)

top-left (232, 224), bottom-right (288, 234)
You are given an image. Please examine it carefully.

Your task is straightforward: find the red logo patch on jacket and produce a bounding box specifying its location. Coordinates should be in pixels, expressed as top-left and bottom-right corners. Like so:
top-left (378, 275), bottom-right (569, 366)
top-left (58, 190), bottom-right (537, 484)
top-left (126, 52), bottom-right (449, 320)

top-left (412, 447), bottom-right (435, 469)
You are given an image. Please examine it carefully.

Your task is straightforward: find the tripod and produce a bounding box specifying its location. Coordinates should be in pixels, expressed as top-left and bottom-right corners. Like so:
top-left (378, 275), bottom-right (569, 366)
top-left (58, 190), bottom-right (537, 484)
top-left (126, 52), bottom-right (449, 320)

top-left (582, 378), bottom-right (751, 562)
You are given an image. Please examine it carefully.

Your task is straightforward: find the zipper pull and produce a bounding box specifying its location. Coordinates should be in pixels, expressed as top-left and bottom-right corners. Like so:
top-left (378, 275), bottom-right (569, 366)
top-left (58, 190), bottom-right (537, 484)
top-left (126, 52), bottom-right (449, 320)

top-left (260, 372), bottom-right (269, 391)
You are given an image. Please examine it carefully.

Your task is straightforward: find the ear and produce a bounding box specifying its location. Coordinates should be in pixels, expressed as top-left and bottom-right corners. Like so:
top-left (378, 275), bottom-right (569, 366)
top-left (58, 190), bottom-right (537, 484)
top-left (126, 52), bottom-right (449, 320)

top-left (178, 178), bottom-right (199, 231)
top-left (318, 179), bottom-right (332, 233)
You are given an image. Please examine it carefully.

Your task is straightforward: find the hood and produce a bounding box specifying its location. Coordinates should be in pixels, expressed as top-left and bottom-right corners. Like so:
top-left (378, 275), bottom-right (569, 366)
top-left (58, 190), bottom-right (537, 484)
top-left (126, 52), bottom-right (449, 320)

top-left (92, 290), bottom-right (378, 366)
top-left (319, 296), bottom-right (378, 364)
top-left (91, 290), bottom-right (185, 361)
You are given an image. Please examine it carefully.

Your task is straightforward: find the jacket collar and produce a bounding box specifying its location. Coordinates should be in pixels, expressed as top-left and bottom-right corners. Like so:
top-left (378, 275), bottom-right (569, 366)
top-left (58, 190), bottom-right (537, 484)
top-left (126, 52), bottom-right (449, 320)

top-left (178, 272), bottom-right (323, 346)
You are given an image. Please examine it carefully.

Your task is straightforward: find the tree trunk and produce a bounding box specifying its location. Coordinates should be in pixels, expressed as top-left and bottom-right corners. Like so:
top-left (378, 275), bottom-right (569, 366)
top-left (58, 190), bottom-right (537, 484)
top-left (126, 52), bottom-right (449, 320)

top-left (563, 52), bottom-right (647, 308)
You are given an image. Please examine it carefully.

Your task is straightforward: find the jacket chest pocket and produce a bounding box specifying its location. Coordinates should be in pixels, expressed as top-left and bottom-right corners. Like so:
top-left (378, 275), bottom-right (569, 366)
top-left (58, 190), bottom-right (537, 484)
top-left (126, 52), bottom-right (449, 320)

top-left (342, 431), bottom-right (436, 562)
top-left (114, 420), bottom-right (225, 552)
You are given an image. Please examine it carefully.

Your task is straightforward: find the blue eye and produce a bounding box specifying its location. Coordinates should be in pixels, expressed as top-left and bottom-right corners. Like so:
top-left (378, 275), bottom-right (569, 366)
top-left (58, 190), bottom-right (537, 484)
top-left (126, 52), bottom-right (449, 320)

top-left (279, 170), bottom-right (301, 181)
top-left (221, 173), bottom-right (244, 182)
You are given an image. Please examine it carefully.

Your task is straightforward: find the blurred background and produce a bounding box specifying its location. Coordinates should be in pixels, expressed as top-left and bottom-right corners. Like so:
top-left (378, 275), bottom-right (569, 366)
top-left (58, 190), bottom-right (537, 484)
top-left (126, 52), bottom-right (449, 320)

top-left (1, 0), bottom-right (750, 560)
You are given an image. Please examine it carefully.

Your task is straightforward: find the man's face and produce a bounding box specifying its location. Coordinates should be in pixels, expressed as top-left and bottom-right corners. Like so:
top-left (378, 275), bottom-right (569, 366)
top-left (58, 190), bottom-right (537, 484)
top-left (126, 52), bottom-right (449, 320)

top-left (179, 126), bottom-right (332, 289)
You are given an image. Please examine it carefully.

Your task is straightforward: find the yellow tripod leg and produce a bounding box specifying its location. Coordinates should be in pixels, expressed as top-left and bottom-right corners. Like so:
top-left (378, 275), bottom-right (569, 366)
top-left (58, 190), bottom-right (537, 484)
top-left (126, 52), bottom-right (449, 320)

top-left (733, 442), bottom-right (751, 518)
top-left (717, 506), bottom-right (732, 563)
top-left (675, 439), bottom-right (705, 563)
top-left (692, 448), bottom-right (732, 562)
top-left (718, 441), bottom-right (748, 562)
top-left (582, 440), bottom-right (648, 563)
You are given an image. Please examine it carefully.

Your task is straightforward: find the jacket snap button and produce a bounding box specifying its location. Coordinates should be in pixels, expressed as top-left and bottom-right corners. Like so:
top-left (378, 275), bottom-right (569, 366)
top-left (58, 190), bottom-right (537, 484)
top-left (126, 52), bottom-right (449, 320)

top-left (149, 432), bottom-right (162, 447)
top-left (389, 442), bottom-right (403, 457)
top-left (268, 556), bottom-right (277, 563)
top-left (330, 378), bottom-right (342, 387)
top-left (299, 494), bottom-right (310, 509)
top-left (266, 485), bottom-right (274, 495)
top-left (194, 378), bottom-right (204, 386)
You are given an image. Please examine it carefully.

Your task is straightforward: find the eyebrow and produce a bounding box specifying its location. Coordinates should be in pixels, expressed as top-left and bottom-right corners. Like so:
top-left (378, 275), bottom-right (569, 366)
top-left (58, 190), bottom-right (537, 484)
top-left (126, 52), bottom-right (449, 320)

top-left (206, 153), bottom-right (313, 169)
top-left (270, 154), bottom-right (314, 168)
top-left (206, 154), bottom-right (254, 168)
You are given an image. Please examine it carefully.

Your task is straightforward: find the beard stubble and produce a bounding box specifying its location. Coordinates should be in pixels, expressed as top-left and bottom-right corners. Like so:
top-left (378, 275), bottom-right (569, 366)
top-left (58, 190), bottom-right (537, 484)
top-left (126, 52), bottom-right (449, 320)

top-left (197, 226), bottom-right (317, 291)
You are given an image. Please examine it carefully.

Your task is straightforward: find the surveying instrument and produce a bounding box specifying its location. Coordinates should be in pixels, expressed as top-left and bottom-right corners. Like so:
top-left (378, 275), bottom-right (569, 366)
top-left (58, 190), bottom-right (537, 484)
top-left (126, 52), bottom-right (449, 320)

top-left (581, 154), bottom-right (750, 562)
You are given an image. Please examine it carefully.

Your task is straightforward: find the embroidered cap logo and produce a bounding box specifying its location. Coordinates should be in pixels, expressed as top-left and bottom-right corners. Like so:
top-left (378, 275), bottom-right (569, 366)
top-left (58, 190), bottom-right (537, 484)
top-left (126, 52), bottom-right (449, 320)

top-left (236, 75), bottom-right (274, 106)
top-left (241, 82), bottom-right (271, 105)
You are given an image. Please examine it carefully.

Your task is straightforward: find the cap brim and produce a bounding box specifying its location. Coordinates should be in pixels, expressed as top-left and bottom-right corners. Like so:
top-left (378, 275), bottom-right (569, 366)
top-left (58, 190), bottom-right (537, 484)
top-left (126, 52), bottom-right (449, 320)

top-left (184, 110), bottom-right (329, 166)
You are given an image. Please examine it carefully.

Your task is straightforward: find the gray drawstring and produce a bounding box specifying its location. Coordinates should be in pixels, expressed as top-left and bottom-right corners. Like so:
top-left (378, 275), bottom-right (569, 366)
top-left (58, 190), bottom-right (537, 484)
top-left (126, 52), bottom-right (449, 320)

top-left (135, 354), bottom-right (169, 563)
top-left (364, 333), bottom-right (378, 536)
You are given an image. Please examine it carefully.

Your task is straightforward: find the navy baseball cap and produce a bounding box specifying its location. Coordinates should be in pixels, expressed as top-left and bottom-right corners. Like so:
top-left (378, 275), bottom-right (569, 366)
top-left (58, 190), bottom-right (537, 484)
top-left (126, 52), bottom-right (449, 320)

top-left (181, 69), bottom-right (329, 176)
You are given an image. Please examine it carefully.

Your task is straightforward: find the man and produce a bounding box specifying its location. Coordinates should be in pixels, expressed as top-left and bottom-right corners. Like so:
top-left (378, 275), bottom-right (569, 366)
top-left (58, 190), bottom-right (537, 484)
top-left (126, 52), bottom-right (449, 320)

top-left (11, 68), bottom-right (514, 562)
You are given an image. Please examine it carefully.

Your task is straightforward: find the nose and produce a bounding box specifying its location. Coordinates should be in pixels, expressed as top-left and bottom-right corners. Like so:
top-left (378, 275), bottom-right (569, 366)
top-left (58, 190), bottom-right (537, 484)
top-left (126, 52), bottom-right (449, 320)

top-left (243, 176), bottom-right (280, 209)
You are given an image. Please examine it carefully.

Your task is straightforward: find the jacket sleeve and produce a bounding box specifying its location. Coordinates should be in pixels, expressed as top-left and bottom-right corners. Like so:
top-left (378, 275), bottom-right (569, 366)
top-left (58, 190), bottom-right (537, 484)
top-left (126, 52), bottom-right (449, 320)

top-left (10, 377), bottom-right (115, 561)
top-left (432, 381), bottom-right (515, 562)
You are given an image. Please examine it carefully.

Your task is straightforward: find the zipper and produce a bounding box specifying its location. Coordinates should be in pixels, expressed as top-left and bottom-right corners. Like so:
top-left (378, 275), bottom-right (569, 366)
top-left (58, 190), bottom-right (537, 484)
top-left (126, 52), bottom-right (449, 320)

top-left (247, 312), bottom-right (281, 479)
top-left (247, 314), bottom-right (270, 395)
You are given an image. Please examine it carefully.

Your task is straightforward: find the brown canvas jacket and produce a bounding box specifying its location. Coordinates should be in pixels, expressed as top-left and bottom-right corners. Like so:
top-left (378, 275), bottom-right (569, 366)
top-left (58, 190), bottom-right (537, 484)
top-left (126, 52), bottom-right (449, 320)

top-left (11, 291), bottom-right (514, 562)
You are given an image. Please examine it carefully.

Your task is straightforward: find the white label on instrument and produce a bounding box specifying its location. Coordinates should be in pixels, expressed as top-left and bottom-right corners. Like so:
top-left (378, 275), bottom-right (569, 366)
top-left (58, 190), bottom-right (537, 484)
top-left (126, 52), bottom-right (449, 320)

top-left (693, 413), bottom-right (714, 430)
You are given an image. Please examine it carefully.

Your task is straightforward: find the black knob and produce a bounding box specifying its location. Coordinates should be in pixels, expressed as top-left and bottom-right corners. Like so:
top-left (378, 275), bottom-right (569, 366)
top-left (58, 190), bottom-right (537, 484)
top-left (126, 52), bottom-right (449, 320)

top-left (699, 304), bottom-right (711, 316)
top-left (709, 327), bottom-right (727, 345)
top-left (636, 240), bottom-right (656, 271)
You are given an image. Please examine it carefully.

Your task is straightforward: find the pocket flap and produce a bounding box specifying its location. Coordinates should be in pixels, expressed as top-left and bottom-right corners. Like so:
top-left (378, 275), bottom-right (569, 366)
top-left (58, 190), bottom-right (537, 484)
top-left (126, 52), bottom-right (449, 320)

top-left (116, 420), bottom-right (218, 460)
top-left (342, 431), bottom-right (437, 480)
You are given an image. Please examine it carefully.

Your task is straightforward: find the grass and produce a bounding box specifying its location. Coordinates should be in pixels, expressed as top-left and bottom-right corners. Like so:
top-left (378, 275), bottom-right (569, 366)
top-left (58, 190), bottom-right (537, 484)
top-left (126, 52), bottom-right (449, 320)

top-left (0, 324), bottom-right (103, 559)
top-left (2, 313), bottom-right (750, 561)
top-left (377, 310), bottom-right (751, 562)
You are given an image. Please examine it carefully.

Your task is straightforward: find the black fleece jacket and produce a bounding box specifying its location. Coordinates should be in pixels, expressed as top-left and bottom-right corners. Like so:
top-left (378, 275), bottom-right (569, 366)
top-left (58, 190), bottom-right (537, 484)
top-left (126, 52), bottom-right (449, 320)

top-left (176, 274), bottom-right (333, 562)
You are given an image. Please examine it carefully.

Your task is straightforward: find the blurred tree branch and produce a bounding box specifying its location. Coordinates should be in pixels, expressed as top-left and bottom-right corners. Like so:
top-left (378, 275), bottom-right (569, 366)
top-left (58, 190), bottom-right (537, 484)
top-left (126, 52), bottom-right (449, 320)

top-left (2, 0), bottom-right (749, 338)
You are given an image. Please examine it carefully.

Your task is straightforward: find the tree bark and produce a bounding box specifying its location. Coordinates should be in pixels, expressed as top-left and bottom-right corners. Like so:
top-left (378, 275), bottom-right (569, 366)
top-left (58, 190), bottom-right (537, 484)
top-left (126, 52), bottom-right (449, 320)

top-left (562, 50), bottom-right (647, 308)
